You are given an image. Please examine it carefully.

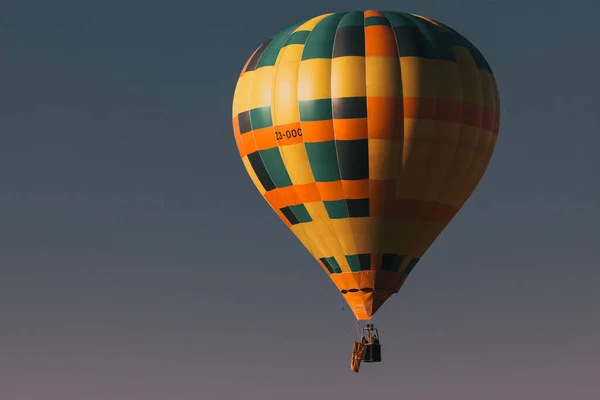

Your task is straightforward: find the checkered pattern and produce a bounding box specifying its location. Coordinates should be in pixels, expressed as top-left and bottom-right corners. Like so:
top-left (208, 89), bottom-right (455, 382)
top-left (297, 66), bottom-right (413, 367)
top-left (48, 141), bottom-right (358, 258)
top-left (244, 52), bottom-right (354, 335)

top-left (232, 10), bottom-right (500, 320)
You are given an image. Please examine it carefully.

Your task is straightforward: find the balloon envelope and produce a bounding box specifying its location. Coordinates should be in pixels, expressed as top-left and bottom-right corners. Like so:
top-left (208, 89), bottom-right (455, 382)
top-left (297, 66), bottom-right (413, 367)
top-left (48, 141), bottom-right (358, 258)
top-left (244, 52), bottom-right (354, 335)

top-left (232, 10), bottom-right (500, 320)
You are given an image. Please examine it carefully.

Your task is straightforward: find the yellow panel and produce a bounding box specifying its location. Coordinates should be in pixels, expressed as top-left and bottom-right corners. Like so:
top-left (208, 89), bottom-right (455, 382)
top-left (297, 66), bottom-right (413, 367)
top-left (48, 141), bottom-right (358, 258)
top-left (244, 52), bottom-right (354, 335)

top-left (232, 72), bottom-right (253, 116)
top-left (330, 221), bottom-right (358, 255)
top-left (353, 217), bottom-right (383, 255)
top-left (248, 66), bottom-right (275, 109)
top-left (368, 138), bottom-right (402, 180)
top-left (418, 122), bottom-right (462, 202)
top-left (379, 218), bottom-right (411, 254)
top-left (396, 118), bottom-right (435, 199)
top-left (331, 56), bottom-right (366, 98)
top-left (400, 57), bottom-right (463, 101)
top-left (297, 13), bottom-right (332, 31)
top-left (453, 46), bottom-right (483, 106)
top-left (302, 222), bottom-right (331, 259)
top-left (430, 59), bottom-right (462, 102)
top-left (365, 56), bottom-right (402, 97)
top-left (480, 69), bottom-right (498, 110)
top-left (279, 143), bottom-right (315, 185)
top-left (301, 216), bottom-right (351, 273)
top-left (405, 220), bottom-right (446, 258)
top-left (436, 123), bottom-right (484, 207)
top-left (298, 59), bottom-right (332, 101)
top-left (289, 223), bottom-right (311, 251)
top-left (278, 43), bottom-right (304, 64)
top-left (491, 73), bottom-right (500, 112)
top-left (304, 201), bottom-right (349, 269)
top-left (451, 131), bottom-right (494, 207)
top-left (400, 57), bottom-right (435, 99)
top-left (460, 131), bottom-right (495, 205)
top-left (241, 156), bottom-right (266, 194)
top-left (273, 45), bottom-right (303, 125)
top-left (304, 201), bottom-right (334, 232)
top-left (330, 217), bottom-right (381, 255)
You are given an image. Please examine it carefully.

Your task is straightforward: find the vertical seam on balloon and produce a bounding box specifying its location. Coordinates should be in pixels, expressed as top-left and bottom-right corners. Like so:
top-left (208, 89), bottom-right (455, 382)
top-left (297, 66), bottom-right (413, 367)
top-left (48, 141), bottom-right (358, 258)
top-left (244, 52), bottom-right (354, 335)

top-left (411, 14), bottom-right (438, 204)
top-left (457, 33), bottom-right (487, 208)
top-left (450, 28), bottom-right (491, 209)
top-left (441, 26), bottom-right (484, 209)
top-left (384, 11), bottom-right (410, 273)
top-left (433, 24), bottom-right (466, 207)
top-left (270, 21), bottom-right (318, 262)
top-left (295, 13), bottom-right (351, 274)
top-left (460, 64), bottom-right (489, 206)
top-left (382, 10), bottom-right (404, 279)
top-left (361, 11), bottom-right (373, 274)
top-left (401, 14), bottom-right (437, 273)
top-left (244, 39), bottom-right (296, 235)
top-left (236, 44), bottom-right (268, 191)
top-left (329, 17), bottom-right (351, 218)
top-left (300, 12), bottom-right (353, 273)
top-left (328, 13), bottom-right (356, 270)
top-left (476, 72), bottom-right (500, 193)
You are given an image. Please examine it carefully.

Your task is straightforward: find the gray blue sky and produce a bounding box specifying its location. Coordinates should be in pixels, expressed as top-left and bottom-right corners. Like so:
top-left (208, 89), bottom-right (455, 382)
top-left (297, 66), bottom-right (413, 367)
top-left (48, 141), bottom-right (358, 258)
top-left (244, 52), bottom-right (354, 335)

top-left (1, 0), bottom-right (599, 399)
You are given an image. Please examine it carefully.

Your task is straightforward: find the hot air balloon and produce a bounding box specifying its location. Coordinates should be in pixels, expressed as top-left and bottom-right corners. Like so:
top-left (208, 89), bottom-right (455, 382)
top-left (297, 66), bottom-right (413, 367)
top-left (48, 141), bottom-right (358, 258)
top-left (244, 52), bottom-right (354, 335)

top-left (231, 10), bottom-right (500, 372)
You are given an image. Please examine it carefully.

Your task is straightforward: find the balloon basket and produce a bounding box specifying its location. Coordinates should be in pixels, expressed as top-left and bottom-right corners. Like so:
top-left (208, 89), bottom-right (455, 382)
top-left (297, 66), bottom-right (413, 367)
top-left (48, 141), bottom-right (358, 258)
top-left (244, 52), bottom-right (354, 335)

top-left (350, 323), bottom-right (382, 373)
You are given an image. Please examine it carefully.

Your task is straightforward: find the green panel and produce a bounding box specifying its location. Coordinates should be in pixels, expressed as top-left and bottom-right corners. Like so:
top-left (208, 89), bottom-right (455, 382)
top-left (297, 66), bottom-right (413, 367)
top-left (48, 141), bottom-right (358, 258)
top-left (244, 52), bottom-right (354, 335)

top-left (382, 11), bottom-right (415, 27)
top-left (289, 204), bottom-right (312, 223)
top-left (258, 148), bottom-right (293, 188)
top-left (404, 257), bottom-right (420, 275)
top-left (345, 255), bottom-right (361, 272)
top-left (337, 11), bottom-right (364, 27)
top-left (443, 28), bottom-right (491, 71)
top-left (301, 13), bottom-right (346, 60)
top-left (326, 256), bottom-right (342, 273)
top-left (249, 106), bottom-right (272, 130)
top-left (365, 16), bottom-right (391, 27)
top-left (299, 99), bottom-right (333, 121)
top-left (357, 254), bottom-right (371, 271)
top-left (257, 21), bottom-right (304, 68)
top-left (381, 254), bottom-right (405, 272)
top-left (384, 12), bottom-right (435, 58)
top-left (402, 15), bottom-right (456, 61)
top-left (304, 141), bottom-right (341, 182)
top-left (323, 200), bottom-right (348, 219)
top-left (285, 30), bottom-right (311, 46)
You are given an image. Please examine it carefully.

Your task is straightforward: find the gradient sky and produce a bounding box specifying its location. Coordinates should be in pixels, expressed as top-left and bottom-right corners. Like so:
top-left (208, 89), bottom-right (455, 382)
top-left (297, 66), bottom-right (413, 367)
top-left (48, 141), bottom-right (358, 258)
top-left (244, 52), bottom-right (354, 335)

top-left (1, 0), bottom-right (599, 399)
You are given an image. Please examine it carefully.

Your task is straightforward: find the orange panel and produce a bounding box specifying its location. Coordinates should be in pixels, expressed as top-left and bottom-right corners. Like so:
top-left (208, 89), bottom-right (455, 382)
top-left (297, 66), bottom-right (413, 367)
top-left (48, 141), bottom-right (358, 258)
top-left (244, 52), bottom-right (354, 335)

top-left (367, 97), bottom-right (403, 139)
top-left (332, 118), bottom-right (368, 140)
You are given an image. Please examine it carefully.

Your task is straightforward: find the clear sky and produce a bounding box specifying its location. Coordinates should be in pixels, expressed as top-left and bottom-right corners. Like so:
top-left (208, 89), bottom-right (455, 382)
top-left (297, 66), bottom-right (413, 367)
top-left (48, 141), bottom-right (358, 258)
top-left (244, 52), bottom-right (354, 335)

top-left (1, 0), bottom-right (599, 399)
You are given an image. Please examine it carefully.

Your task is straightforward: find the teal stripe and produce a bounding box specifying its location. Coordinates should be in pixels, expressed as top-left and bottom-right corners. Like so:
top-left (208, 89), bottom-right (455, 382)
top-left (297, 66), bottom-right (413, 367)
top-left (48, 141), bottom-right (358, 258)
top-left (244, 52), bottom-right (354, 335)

top-left (289, 204), bottom-right (312, 223)
top-left (381, 11), bottom-right (415, 27)
top-left (299, 99), bottom-right (333, 121)
top-left (323, 200), bottom-right (348, 219)
top-left (258, 148), bottom-right (293, 188)
top-left (401, 14), bottom-right (456, 61)
top-left (249, 106), bottom-right (272, 130)
top-left (285, 30), bottom-right (311, 46)
top-left (442, 26), bottom-right (491, 71)
top-left (383, 254), bottom-right (405, 272)
top-left (257, 21), bottom-right (304, 68)
top-left (404, 257), bottom-right (420, 275)
top-left (326, 256), bottom-right (342, 274)
top-left (304, 141), bottom-right (341, 182)
top-left (345, 255), bottom-right (362, 272)
top-left (301, 13), bottom-right (346, 60)
top-left (365, 16), bottom-right (390, 27)
top-left (337, 11), bottom-right (364, 27)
